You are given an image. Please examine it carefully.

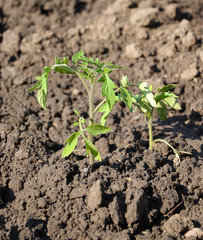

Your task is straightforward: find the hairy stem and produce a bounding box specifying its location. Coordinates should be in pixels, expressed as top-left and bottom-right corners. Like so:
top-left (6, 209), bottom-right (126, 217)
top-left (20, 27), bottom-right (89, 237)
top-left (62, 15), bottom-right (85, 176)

top-left (88, 83), bottom-right (94, 165)
top-left (148, 116), bottom-right (153, 150)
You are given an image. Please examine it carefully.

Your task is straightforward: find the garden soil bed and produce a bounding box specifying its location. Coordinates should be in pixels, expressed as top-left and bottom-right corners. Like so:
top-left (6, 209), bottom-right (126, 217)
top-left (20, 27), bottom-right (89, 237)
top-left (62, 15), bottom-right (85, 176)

top-left (0, 0), bottom-right (203, 239)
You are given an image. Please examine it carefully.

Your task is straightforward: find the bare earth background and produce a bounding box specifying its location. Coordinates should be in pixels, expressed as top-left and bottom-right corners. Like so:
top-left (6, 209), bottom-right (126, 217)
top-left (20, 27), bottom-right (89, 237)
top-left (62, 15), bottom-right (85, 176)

top-left (0, 0), bottom-right (203, 239)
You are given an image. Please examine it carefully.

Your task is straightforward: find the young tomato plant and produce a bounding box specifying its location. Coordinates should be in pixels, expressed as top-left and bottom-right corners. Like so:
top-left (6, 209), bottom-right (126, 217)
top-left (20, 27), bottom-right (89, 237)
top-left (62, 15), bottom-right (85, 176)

top-left (28, 51), bottom-right (133, 165)
top-left (133, 82), bottom-right (191, 162)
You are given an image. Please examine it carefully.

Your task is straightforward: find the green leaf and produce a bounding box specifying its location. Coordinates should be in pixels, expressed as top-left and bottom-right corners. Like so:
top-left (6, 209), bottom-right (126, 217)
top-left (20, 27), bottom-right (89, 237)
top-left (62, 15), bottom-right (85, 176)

top-left (104, 68), bottom-right (113, 74)
top-left (72, 50), bottom-right (85, 64)
top-left (98, 96), bottom-right (120, 126)
top-left (97, 74), bottom-right (105, 82)
top-left (73, 122), bottom-right (79, 126)
top-left (163, 97), bottom-right (181, 110)
top-left (121, 75), bottom-right (129, 87)
top-left (86, 124), bottom-right (111, 136)
top-left (136, 81), bottom-right (148, 91)
top-left (73, 109), bottom-right (80, 116)
top-left (149, 85), bottom-right (153, 91)
top-left (98, 102), bottom-right (111, 126)
top-left (81, 118), bottom-right (86, 124)
top-left (62, 132), bottom-right (81, 158)
top-left (44, 66), bottom-right (51, 73)
top-left (27, 80), bottom-right (41, 91)
top-left (54, 65), bottom-right (76, 74)
top-left (105, 62), bottom-right (123, 69)
top-left (155, 92), bottom-right (178, 103)
top-left (95, 68), bottom-right (104, 74)
top-left (157, 101), bottom-right (168, 120)
top-left (62, 57), bottom-right (69, 64)
top-left (95, 58), bottom-right (101, 67)
top-left (35, 76), bottom-right (42, 81)
top-left (155, 92), bottom-right (168, 102)
top-left (158, 84), bottom-right (177, 93)
top-left (138, 100), bottom-right (152, 115)
top-left (145, 92), bottom-right (157, 107)
top-left (37, 88), bottom-right (46, 110)
top-left (85, 139), bottom-right (101, 161)
top-left (102, 74), bottom-right (117, 109)
top-left (120, 88), bottom-right (133, 112)
top-left (35, 73), bottom-right (47, 109)
top-left (27, 67), bottom-right (51, 109)
top-left (55, 57), bottom-right (61, 64)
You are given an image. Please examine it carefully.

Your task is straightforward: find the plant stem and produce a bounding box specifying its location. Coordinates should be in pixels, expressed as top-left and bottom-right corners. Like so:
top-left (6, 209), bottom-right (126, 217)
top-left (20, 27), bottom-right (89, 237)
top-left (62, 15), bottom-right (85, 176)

top-left (148, 116), bottom-right (153, 150)
top-left (88, 83), bottom-right (95, 165)
top-left (76, 72), bottom-right (89, 94)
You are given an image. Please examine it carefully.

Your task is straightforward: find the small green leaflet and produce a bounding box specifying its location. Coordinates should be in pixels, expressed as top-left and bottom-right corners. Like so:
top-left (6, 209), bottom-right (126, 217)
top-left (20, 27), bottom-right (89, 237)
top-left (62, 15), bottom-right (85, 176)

top-left (163, 97), bottom-right (181, 110)
top-left (28, 70), bottom-right (50, 109)
top-left (61, 57), bottom-right (69, 64)
top-left (105, 62), bottom-right (123, 69)
top-left (149, 85), bottom-right (153, 91)
top-left (120, 88), bottom-right (133, 112)
top-left (137, 99), bottom-right (152, 114)
top-left (104, 68), bottom-right (113, 74)
top-left (44, 66), bottom-right (51, 73)
top-left (27, 78), bottom-right (41, 91)
top-left (145, 92), bottom-right (157, 107)
top-left (98, 102), bottom-right (111, 126)
top-left (98, 96), bottom-right (119, 126)
top-left (55, 57), bottom-right (60, 64)
top-left (73, 122), bottom-right (79, 126)
top-left (158, 84), bottom-right (177, 93)
top-left (55, 57), bottom-right (69, 64)
top-left (37, 72), bottom-right (48, 109)
top-left (97, 73), bottom-right (106, 82)
top-left (155, 92), bottom-right (178, 102)
top-left (62, 132), bottom-right (81, 158)
top-left (157, 101), bottom-right (168, 120)
top-left (136, 81), bottom-right (148, 91)
top-left (86, 124), bottom-right (111, 136)
top-left (72, 50), bottom-right (85, 64)
top-left (85, 139), bottom-right (101, 161)
top-left (102, 74), bottom-right (117, 110)
top-left (73, 109), bottom-right (80, 116)
top-left (121, 76), bottom-right (129, 87)
top-left (53, 65), bottom-right (76, 74)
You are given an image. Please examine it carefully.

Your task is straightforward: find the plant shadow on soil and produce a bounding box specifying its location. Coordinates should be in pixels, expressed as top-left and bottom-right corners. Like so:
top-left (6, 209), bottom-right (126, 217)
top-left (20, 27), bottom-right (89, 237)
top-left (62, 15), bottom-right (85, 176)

top-left (153, 111), bottom-right (203, 157)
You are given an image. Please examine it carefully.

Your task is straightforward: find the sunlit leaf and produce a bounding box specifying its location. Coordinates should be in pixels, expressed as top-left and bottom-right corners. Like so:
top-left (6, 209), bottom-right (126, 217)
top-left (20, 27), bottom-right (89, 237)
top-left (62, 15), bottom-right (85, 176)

top-left (62, 132), bottom-right (81, 158)
top-left (102, 74), bottom-right (117, 110)
top-left (163, 97), bottom-right (181, 110)
top-left (73, 109), bottom-right (80, 116)
top-left (73, 122), bottom-right (79, 126)
top-left (72, 50), bottom-right (85, 64)
top-left (86, 124), bottom-right (111, 136)
top-left (158, 84), bottom-right (177, 93)
top-left (54, 65), bottom-right (76, 74)
top-left (145, 92), bottom-right (157, 107)
top-left (98, 102), bottom-right (111, 126)
top-left (136, 81), bottom-right (148, 91)
top-left (85, 139), bottom-right (101, 161)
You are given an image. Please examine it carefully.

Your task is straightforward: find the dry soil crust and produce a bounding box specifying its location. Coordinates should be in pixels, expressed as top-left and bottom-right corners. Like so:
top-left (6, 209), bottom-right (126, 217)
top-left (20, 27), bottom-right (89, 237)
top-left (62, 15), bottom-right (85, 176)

top-left (0, 0), bottom-right (203, 240)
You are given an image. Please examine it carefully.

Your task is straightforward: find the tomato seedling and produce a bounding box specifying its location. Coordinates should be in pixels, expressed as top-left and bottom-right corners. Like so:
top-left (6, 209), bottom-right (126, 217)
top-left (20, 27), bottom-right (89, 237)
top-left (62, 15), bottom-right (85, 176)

top-left (133, 82), bottom-right (191, 162)
top-left (28, 51), bottom-right (134, 165)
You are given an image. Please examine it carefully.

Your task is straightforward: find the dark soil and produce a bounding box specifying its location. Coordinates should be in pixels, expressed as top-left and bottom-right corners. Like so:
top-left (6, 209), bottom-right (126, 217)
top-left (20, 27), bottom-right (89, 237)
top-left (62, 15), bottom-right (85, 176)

top-left (0, 0), bottom-right (203, 239)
